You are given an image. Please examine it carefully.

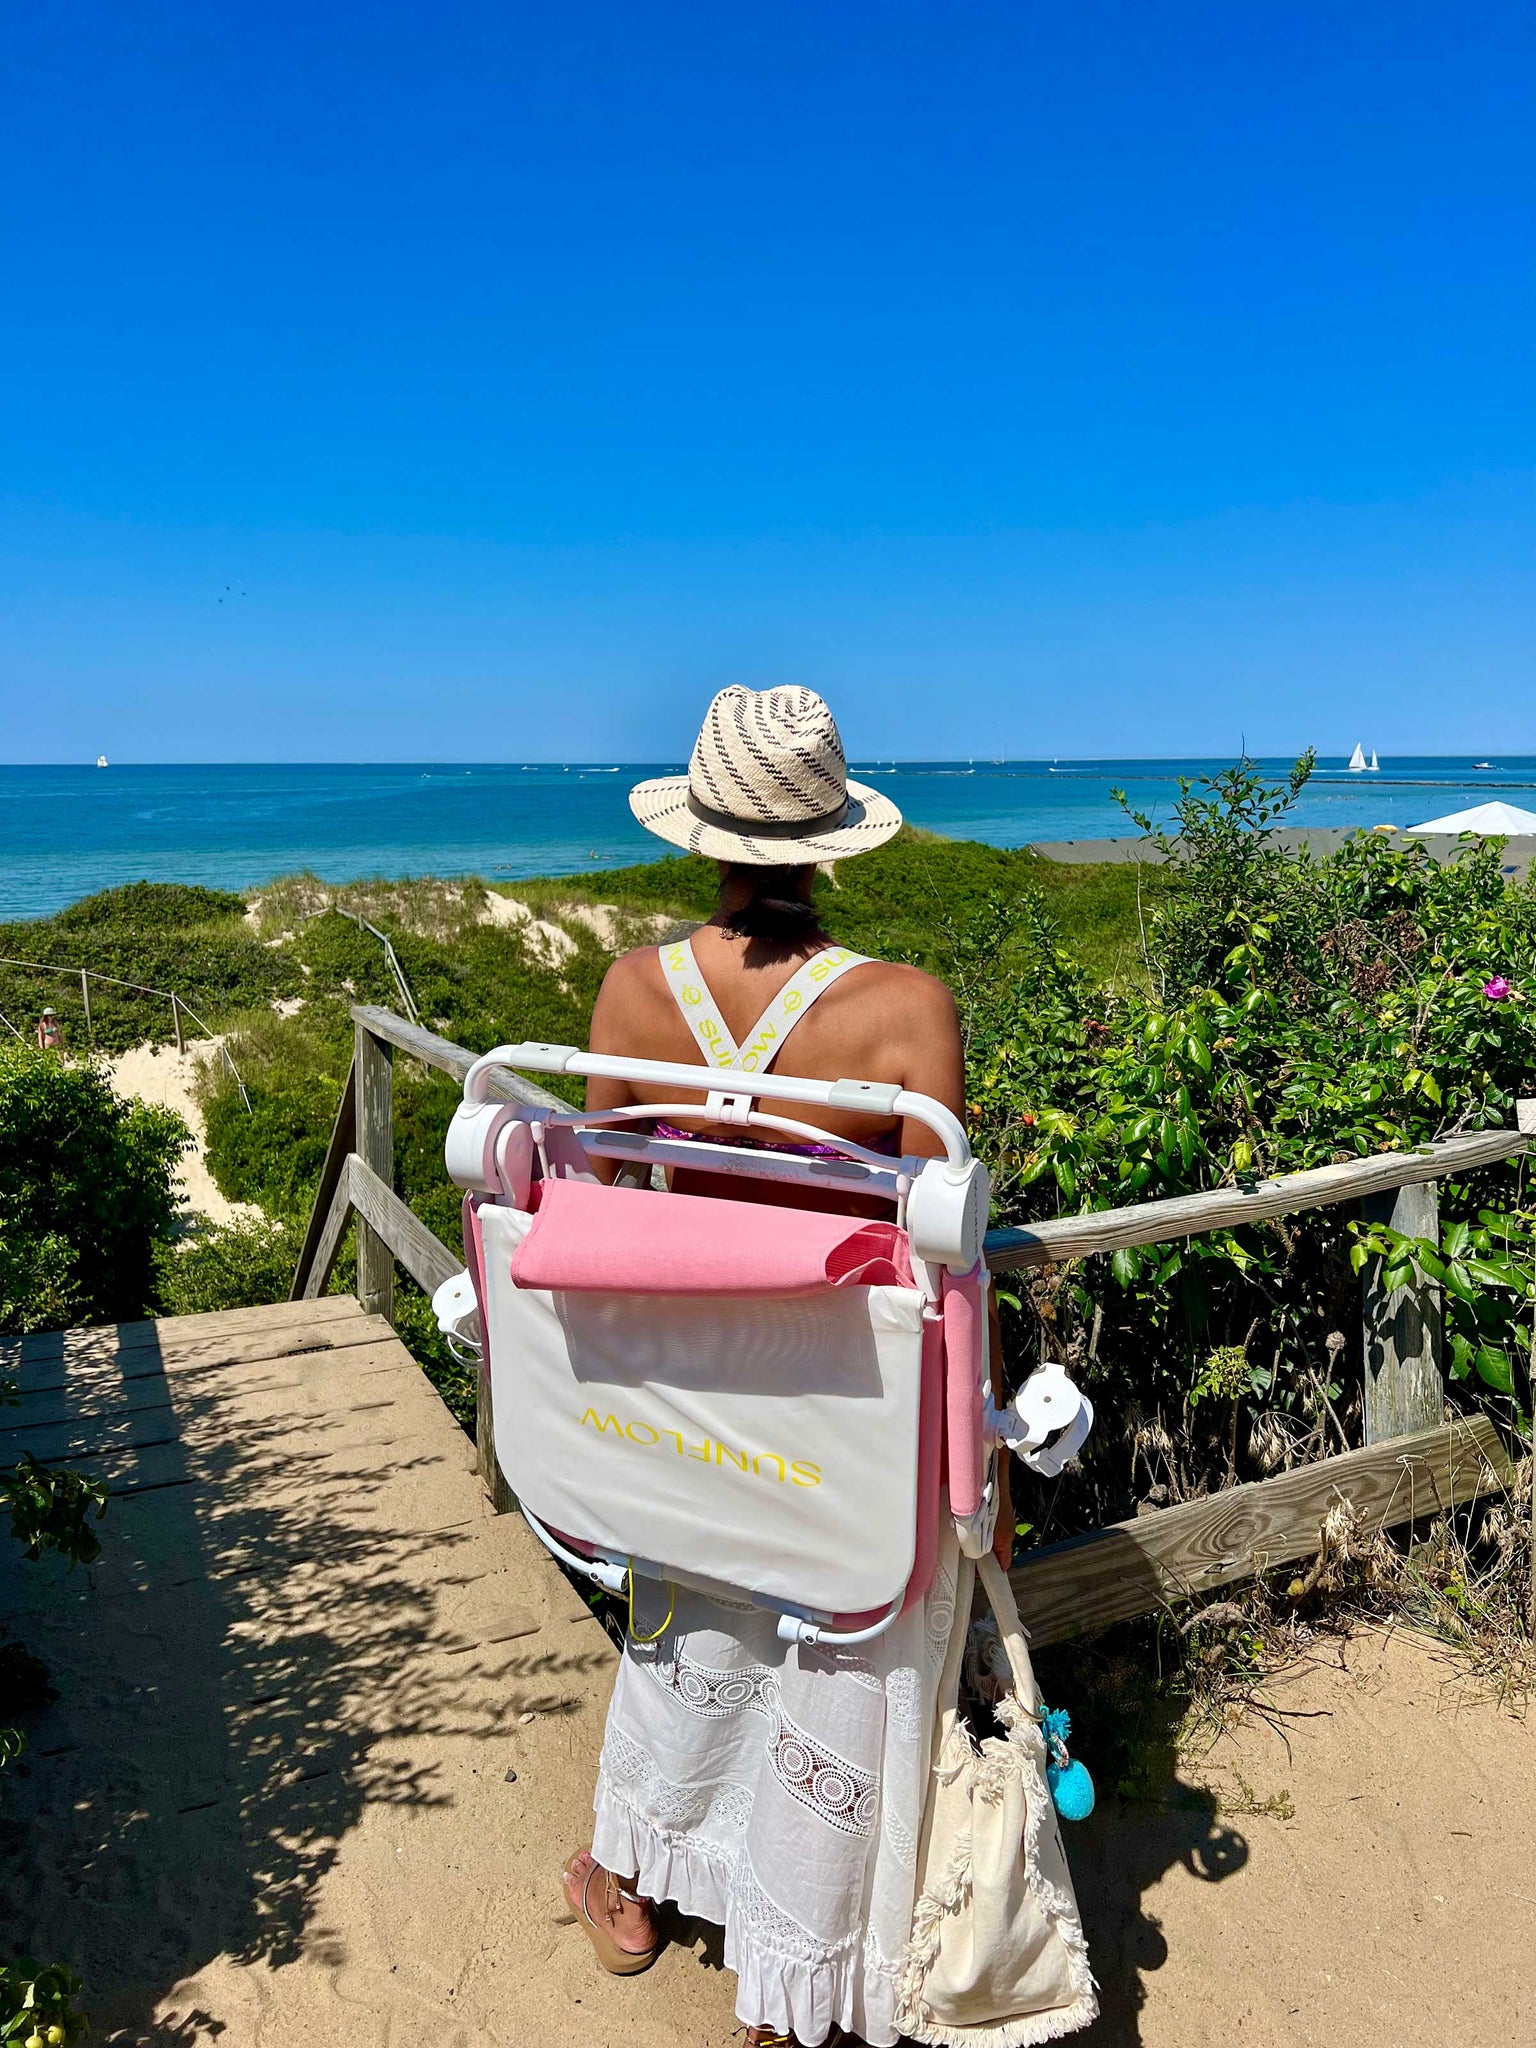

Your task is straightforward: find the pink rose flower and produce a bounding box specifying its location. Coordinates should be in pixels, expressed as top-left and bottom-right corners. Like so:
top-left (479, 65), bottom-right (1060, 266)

top-left (1482, 976), bottom-right (1513, 1001)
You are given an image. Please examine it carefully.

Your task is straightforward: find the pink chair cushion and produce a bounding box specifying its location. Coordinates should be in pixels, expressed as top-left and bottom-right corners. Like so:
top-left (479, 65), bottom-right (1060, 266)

top-left (941, 1265), bottom-right (987, 1518)
top-left (508, 1176), bottom-right (914, 1296)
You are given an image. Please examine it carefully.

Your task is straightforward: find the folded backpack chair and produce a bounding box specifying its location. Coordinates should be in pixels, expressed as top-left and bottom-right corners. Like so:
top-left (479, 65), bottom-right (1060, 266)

top-left (437, 1031), bottom-right (1097, 2034)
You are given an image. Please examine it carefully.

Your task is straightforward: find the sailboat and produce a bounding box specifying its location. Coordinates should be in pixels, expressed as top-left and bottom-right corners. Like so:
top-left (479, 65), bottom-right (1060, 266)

top-left (1347, 743), bottom-right (1368, 772)
top-left (96, 754), bottom-right (108, 768)
top-left (1367, 749), bottom-right (1380, 772)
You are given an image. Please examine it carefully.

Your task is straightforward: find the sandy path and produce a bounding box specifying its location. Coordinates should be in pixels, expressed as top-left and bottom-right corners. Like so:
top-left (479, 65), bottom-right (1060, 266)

top-left (1070, 1624), bottom-right (1532, 2046)
top-left (108, 1039), bottom-right (261, 1228)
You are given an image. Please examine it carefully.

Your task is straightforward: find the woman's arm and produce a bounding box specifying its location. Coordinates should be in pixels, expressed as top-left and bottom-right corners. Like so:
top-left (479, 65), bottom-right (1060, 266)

top-left (894, 973), bottom-right (966, 1160)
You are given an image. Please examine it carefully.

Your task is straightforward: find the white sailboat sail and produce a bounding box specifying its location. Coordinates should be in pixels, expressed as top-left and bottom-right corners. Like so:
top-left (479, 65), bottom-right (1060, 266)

top-left (1368, 749), bottom-right (1380, 771)
top-left (1347, 742), bottom-right (1367, 771)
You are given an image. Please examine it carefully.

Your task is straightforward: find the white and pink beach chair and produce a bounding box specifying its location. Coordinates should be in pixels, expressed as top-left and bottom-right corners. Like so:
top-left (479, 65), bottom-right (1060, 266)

top-left (438, 1041), bottom-right (1092, 1647)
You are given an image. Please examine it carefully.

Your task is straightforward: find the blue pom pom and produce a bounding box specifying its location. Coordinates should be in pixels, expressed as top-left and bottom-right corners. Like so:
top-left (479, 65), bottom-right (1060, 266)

top-left (1047, 1756), bottom-right (1096, 1821)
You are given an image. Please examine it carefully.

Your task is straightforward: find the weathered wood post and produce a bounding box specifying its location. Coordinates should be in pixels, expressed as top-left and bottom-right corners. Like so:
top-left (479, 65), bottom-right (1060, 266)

top-left (354, 1021), bottom-right (395, 1322)
top-left (79, 969), bottom-right (92, 1046)
top-left (1360, 1176), bottom-right (1443, 1442)
top-left (171, 993), bottom-right (185, 1055)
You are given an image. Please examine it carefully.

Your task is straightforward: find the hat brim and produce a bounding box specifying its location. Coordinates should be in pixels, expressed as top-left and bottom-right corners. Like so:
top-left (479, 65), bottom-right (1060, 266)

top-left (628, 775), bottom-right (904, 865)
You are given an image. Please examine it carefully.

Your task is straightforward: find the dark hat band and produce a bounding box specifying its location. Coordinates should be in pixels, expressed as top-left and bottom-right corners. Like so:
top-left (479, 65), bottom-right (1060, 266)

top-left (686, 789), bottom-right (851, 839)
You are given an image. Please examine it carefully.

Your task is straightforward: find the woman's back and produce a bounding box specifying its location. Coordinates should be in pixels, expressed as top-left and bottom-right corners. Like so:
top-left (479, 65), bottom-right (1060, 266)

top-left (587, 911), bottom-right (965, 1187)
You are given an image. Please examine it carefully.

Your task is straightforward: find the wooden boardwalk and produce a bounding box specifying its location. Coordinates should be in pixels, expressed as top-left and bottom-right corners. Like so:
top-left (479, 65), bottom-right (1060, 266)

top-left (0, 1298), bottom-right (736, 2047)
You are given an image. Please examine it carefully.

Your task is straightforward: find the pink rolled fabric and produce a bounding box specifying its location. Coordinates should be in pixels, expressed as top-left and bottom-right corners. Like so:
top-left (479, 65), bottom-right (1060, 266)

top-left (942, 1264), bottom-right (987, 1517)
top-left (507, 1176), bottom-right (914, 1296)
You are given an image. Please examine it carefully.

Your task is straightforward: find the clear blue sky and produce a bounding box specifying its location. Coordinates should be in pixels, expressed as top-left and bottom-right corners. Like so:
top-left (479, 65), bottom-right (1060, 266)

top-left (2, 1), bottom-right (1531, 762)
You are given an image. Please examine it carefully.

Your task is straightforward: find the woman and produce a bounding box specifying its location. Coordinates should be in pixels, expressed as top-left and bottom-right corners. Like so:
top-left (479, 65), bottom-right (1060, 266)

top-left (560, 686), bottom-right (1012, 2047)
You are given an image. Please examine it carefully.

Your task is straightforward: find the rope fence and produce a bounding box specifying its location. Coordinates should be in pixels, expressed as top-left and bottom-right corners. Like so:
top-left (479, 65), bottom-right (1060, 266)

top-left (0, 953), bottom-right (252, 1110)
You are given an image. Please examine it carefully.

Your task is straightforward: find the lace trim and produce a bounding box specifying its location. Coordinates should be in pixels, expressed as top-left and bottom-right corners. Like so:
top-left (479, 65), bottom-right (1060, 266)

top-left (733, 1853), bottom-right (862, 1971)
top-left (649, 1647), bottom-right (780, 1720)
top-left (884, 1664), bottom-right (922, 1743)
top-left (770, 1703), bottom-right (879, 1838)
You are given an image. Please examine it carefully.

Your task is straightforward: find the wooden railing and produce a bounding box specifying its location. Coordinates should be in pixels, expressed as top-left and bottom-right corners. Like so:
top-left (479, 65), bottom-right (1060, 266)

top-left (294, 1005), bottom-right (1531, 1641)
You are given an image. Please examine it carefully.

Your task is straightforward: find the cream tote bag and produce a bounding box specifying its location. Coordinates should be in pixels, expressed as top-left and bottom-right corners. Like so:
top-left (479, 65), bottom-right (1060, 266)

top-left (896, 1549), bottom-right (1098, 2046)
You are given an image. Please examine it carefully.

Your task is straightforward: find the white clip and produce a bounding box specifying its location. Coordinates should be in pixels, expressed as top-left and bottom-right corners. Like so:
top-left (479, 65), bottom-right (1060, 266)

top-left (704, 1088), bottom-right (754, 1126)
top-left (988, 1361), bottom-right (1094, 1478)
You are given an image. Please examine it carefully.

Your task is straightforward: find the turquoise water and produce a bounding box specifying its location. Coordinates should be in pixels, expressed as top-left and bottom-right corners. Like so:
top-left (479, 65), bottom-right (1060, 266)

top-left (3, 757), bottom-right (1534, 921)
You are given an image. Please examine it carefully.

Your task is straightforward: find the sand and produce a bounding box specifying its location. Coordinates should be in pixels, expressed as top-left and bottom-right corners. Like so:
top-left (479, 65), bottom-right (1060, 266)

top-left (107, 1038), bottom-right (262, 1228)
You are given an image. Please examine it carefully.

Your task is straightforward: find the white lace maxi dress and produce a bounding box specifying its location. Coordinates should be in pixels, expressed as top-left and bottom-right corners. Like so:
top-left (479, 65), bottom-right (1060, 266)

top-left (592, 1528), bottom-right (960, 2047)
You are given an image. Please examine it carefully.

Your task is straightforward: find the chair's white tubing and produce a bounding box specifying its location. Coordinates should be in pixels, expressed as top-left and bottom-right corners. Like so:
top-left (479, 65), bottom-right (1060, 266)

top-left (520, 1506), bottom-right (630, 1594)
top-left (519, 1504), bottom-right (906, 1646)
top-left (564, 1099), bottom-right (903, 1170)
top-left (581, 1130), bottom-right (906, 1199)
top-left (463, 1042), bottom-right (970, 1172)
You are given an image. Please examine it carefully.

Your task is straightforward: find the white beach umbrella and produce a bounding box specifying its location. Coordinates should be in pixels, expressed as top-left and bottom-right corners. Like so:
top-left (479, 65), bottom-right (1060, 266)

top-left (1408, 800), bottom-right (1536, 833)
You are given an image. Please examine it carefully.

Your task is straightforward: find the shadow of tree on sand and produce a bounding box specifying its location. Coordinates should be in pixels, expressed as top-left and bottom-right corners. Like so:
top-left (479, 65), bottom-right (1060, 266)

top-left (0, 1316), bottom-right (609, 2043)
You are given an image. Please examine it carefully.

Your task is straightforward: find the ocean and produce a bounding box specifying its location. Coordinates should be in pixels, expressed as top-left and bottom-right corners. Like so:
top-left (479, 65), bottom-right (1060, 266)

top-left (3, 757), bottom-right (1535, 922)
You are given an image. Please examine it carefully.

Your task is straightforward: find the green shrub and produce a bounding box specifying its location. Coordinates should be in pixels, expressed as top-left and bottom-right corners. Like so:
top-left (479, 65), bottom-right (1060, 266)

top-left (156, 1214), bottom-right (308, 1317)
top-left (0, 1957), bottom-right (86, 2046)
top-left (967, 760), bottom-right (1536, 1535)
top-left (0, 1043), bottom-right (188, 1332)
top-left (0, 881), bottom-right (299, 1055)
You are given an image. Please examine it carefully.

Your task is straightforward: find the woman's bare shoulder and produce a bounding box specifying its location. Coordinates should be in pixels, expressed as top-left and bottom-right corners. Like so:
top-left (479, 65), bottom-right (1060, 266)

top-left (589, 945), bottom-right (671, 1044)
top-left (850, 956), bottom-right (958, 1019)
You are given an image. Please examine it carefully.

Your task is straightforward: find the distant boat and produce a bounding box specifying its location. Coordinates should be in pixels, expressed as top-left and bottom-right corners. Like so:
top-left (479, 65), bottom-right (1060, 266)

top-left (96, 754), bottom-right (108, 767)
top-left (1368, 749), bottom-right (1380, 772)
top-left (1473, 761), bottom-right (1494, 771)
top-left (1347, 743), bottom-right (1368, 772)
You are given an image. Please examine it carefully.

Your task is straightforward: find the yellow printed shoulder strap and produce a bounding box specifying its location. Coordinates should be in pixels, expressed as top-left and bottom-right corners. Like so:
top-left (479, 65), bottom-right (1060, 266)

top-left (656, 940), bottom-right (875, 1074)
top-left (730, 946), bottom-right (873, 1074)
top-left (657, 937), bottom-right (739, 1068)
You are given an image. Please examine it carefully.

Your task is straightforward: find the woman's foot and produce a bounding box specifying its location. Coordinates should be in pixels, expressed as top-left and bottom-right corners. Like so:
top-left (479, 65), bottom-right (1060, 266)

top-left (561, 1849), bottom-right (658, 1965)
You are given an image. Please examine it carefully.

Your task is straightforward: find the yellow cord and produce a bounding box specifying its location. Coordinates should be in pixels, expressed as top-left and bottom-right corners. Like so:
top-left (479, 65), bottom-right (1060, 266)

top-left (626, 1567), bottom-right (675, 1644)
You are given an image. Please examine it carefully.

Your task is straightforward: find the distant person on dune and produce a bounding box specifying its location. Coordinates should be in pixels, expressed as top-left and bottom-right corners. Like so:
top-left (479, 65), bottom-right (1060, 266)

top-left (36, 1006), bottom-right (64, 1051)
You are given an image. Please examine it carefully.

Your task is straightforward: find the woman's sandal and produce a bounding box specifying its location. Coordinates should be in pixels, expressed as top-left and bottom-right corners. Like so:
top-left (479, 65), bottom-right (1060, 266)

top-left (562, 1851), bottom-right (660, 1976)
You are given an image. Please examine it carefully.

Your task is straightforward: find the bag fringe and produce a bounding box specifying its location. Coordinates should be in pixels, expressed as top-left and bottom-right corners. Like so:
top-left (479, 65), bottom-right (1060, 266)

top-left (895, 1579), bottom-right (1098, 2047)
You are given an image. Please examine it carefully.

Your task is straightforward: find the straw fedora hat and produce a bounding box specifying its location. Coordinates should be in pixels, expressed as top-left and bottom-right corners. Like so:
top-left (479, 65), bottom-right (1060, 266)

top-left (629, 686), bottom-right (902, 865)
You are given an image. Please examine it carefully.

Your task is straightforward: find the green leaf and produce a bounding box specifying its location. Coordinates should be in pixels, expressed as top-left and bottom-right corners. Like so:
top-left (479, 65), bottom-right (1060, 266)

top-left (1474, 1345), bottom-right (1516, 1396)
top-left (1110, 1247), bottom-right (1140, 1287)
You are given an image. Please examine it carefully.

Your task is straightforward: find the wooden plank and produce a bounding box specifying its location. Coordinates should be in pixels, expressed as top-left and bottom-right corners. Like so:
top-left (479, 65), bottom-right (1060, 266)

top-left (346, 1155), bottom-right (462, 1300)
top-left (13, 1307), bottom-right (387, 1400)
top-left (301, 1159), bottom-right (359, 1303)
top-left (354, 1024), bottom-right (395, 1322)
top-left (986, 1128), bottom-right (1526, 1270)
top-left (2, 1332), bottom-right (413, 1430)
top-left (289, 1057), bottom-right (356, 1299)
top-left (477, 1361), bottom-right (517, 1517)
top-left (350, 1003), bottom-right (568, 1111)
top-left (1010, 1413), bottom-right (1509, 1644)
top-left (0, 1293), bottom-right (367, 1372)
top-left (1362, 1179), bottom-right (1444, 1441)
top-left (3, 1352), bottom-right (432, 1466)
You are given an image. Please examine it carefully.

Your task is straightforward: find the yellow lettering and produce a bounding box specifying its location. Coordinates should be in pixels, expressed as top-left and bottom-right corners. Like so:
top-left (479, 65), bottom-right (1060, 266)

top-left (663, 1430), bottom-right (684, 1455)
top-left (790, 1461), bottom-right (823, 1488)
top-left (625, 1422), bottom-right (660, 1446)
top-left (580, 1409), bottom-right (625, 1436)
top-left (685, 1439), bottom-right (713, 1463)
top-left (682, 983), bottom-right (702, 1007)
top-left (752, 1452), bottom-right (786, 1482)
top-left (782, 990), bottom-right (802, 1012)
top-left (715, 1443), bottom-right (749, 1472)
